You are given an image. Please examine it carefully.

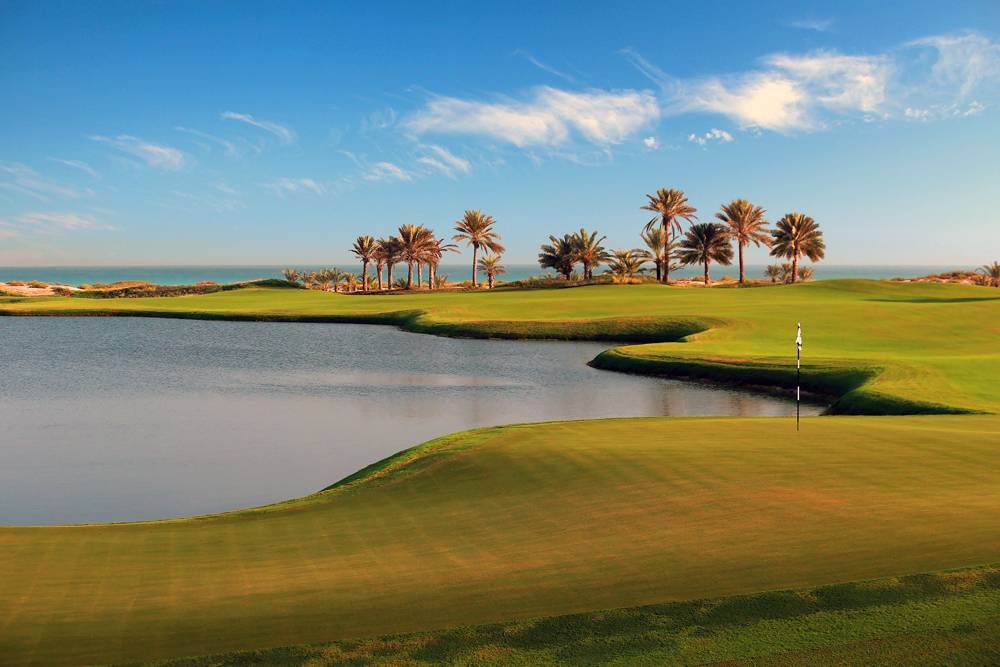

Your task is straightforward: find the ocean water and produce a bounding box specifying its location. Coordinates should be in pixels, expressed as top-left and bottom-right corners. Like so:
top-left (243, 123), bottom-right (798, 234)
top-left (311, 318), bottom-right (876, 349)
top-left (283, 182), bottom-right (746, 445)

top-left (0, 264), bottom-right (976, 286)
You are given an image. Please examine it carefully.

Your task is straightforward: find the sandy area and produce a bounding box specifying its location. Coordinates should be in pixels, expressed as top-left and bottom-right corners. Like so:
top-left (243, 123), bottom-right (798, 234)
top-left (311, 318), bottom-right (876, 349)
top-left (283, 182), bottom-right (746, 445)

top-left (0, 282), bottom-right (80, 296)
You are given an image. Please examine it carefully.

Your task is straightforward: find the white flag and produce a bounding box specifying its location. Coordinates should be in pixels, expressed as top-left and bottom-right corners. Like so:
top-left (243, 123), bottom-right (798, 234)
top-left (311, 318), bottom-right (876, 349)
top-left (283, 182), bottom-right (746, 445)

top-left (796, 322), bottom-right (802, 351)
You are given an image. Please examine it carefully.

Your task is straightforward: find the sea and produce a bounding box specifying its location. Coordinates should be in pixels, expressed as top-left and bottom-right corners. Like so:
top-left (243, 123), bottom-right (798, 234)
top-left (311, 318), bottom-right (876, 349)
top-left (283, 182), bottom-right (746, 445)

top-left (0, 264), bottom-right (974, 287)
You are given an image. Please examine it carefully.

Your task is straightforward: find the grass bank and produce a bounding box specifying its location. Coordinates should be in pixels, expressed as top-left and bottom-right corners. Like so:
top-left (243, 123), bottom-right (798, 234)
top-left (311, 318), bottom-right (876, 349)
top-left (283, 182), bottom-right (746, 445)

top-left (2, 279), bottom-right (997, 414)
top-left (2, 416), bottom-right (1000, 665)
top-left (143, 563), bottom-right (1000, 666)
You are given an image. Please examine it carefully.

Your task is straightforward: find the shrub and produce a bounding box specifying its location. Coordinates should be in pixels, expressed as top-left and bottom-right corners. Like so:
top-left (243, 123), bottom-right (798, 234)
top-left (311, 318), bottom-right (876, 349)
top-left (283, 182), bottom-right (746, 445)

top-left (27, 280), bottom-right (48, 288)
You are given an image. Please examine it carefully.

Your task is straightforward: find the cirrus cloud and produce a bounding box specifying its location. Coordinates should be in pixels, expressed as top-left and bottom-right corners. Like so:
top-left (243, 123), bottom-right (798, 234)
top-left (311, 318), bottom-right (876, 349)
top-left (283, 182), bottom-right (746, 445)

top-left (89, 135), bottom-right (186, 170)
top-left (221, 111), bottom-right (296, 144)
top-left (404, 86), bottom-right (660, 148)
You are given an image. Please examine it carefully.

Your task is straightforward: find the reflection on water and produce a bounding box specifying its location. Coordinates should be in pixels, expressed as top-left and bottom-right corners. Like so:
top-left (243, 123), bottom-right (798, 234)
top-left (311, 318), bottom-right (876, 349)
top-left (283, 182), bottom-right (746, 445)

top-left (0, 318), bottom-right (822, 524)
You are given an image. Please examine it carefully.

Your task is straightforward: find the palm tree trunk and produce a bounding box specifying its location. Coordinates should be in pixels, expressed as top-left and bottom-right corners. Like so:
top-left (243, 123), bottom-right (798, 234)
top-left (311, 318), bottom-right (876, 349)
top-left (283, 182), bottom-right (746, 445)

top-left (376, 264), bottom-right (383, 291)
top-left (388, 263), bottom-right (394, 288)
top-left (416, 263), bottom-right (422, 288)
top-left (791, 255), bottom-right (799, 284)
top-left (704, 260), bottom-right (710, 286)
top-left (428, 264), bottom-right (435, 291)
top-left (488, 274), bottom-right (495, 288)
top-left (662, 225), bottom-right (671, 284)
top-left (654, 259), bottom-right (661, 282)
top-left (471, 244), bottom-right (479, 287)
top-left (406, 262), bottom-right (413, 289)
top-left (362, 261), bottom-right (369, 292)
top-left (738, 243), bottom-right (745, 284)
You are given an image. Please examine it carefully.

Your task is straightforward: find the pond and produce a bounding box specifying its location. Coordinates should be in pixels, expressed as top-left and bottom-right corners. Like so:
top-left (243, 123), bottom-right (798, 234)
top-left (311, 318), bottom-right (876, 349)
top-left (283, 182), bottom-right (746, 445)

top-left (0, 318), bottom-right (823, 524)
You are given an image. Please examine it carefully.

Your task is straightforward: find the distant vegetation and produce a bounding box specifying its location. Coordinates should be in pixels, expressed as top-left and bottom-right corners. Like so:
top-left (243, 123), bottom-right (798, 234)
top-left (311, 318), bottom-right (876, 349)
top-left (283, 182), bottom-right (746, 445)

top-left (273, 186), bottom-right (835, 292)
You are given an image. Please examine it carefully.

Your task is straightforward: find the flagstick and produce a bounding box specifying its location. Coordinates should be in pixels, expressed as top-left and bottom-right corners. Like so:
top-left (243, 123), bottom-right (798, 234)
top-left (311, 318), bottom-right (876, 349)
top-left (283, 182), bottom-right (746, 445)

top-left (796, 322), bottom-right (802, 431)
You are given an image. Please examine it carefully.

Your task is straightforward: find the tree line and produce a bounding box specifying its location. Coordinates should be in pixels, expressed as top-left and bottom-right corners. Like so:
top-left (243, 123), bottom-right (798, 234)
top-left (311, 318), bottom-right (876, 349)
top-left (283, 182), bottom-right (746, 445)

top-left (283, 187), bottom-right (829, 292)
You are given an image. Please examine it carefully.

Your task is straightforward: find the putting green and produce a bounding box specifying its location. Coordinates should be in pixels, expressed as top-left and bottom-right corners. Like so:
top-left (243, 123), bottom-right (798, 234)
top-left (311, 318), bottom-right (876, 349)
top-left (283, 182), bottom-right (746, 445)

top-left (2, 416), bottom-right (1000, 665)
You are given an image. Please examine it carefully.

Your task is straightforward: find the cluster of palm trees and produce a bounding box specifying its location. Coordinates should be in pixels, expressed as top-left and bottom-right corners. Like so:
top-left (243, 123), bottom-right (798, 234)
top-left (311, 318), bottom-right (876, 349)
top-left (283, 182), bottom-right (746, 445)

top-left (634, 188), bottom-right (826, 285)
top-left (285, 187), bottom-right (831, 292)
top-left (538, 229), bottom-right (610, 280)
top-left (536, 189), bottom-right (825, 286)
top-left (285, 210), bottom-right (505, 292)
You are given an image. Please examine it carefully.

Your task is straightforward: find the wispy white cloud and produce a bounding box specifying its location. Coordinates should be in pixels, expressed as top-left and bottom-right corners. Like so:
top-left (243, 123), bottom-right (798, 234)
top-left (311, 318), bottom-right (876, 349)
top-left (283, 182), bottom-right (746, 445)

top-left (261, 177), bottom-right (325, 197)
top-left (14, 211), bottom-right (112, 231)
top-left (642, 136), bottom-right (659, 150)
top-left (363, 162), bottom-right (412, 182)
top-left (416, 144), bottom-right (472, 178)
top-left (625, 31), bottom-right (998, 133)
top-left (89, 134), bottom-right (186, 170)
top-left (360, 108), bottom-right (398, 133)
top-left (174, 126), bottom-right (242, 157)
top-left (665, 52), bottom-right (890, 132)
top-left (404, 86), bottom-right (659, 149)
top-left (514, 50), bottom-right (577, 83)
top-left (904, 32), bottom-right (1000, 100)
top-left (785, 18), bottom-right (835, 32)
top-left (688, 128), bottom-right (734, 146)
top-left (221, 111), bottom-right (296, 143)
top-left (1, 163), bottom-right (95, 201)
top-left (49, 158), bottom-right (100, 179)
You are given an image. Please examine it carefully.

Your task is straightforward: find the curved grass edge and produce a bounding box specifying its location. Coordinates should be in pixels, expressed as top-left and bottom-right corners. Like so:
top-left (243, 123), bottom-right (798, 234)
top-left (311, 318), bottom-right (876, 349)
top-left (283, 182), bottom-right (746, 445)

top-left (3, 298), bottom-right (969, 415)
top-left (138, 561), bottom-right (1000, 666)
top-left (591, 347), bottom-right (975, 416)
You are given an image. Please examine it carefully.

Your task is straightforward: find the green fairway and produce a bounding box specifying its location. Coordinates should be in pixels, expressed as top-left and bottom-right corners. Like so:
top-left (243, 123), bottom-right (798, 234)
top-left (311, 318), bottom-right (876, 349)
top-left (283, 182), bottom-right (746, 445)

top-left (2, 416), bottom-right (1000, 665)
top-left (144, 563), bottom-right (1000, 666)
top-left (2, 279), bottom-right (997, 413)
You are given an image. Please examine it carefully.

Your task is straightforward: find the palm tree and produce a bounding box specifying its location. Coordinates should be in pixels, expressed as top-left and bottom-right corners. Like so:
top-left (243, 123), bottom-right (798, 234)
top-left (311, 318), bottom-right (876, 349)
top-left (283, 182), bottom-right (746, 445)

top-left (373, 238), bottom-right (388, 290)
top-left (716, 199), bottom-right (769, 284)
top-left (477, 254), bottom-right (506, 288)
top-left (344, 273), bottom-right (359, 293)
top-left (770, 213), bottom-right (825, 283)
top-left (350, 236), bottom-right (378, 293)
top-left (678, 223), bottom-right (734, 285)
top-left (642, 188), bottom-right (698, 283)
top-left (977, 261), bottom-right (1000, 287)
top-left (314, 268), bottom-right (337, 291)
top-left (301, 271), bottom-right (319, 289)
top-left (538, 234), bottom-right (577, 280)
top-left (380, 236), bottom-right (403, 289)
top-left (572, 228), bottom-right (610, 280)
top-left (398, 224), bottom-right (436, 289)
top-left (453, 210), bottom-right (504, 287)
top-left (605, 249), bottom-right (648, 283)
top-left (764, 264), bottom-right (783, 283)
top-left (427, 237), bottom-right (459, 290)
top-left (282, 268), bottom-right (301, 285)
top-left (640, 226), bottom-right (667, 282)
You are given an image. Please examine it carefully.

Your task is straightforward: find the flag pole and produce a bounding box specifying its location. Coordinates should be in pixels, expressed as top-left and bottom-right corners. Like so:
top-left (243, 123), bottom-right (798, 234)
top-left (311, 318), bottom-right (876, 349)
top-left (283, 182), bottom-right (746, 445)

top-left (796, 322), bottom-right (802, 431)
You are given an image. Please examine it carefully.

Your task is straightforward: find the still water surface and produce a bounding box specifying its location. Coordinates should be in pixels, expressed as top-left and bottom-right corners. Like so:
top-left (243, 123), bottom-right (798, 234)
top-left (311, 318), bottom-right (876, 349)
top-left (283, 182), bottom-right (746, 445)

top-left (1, 318), bottom-right (821, 524)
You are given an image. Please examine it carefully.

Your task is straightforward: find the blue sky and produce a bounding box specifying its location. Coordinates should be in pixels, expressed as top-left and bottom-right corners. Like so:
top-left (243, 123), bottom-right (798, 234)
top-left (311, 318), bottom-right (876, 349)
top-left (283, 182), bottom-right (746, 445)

top-left (1, 0), bottom-right (998, 266)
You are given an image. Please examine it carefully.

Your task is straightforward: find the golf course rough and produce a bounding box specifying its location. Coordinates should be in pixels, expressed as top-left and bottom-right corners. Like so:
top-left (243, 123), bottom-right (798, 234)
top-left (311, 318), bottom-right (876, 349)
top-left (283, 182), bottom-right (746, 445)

top-left (1, 279), bottom-right (999, 665)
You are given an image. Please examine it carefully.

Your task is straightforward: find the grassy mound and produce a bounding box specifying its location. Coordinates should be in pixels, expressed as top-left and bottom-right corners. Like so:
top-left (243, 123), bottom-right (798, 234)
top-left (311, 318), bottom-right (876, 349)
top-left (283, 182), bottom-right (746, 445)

top-left (3, 416), bottom-right (1000, 665)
